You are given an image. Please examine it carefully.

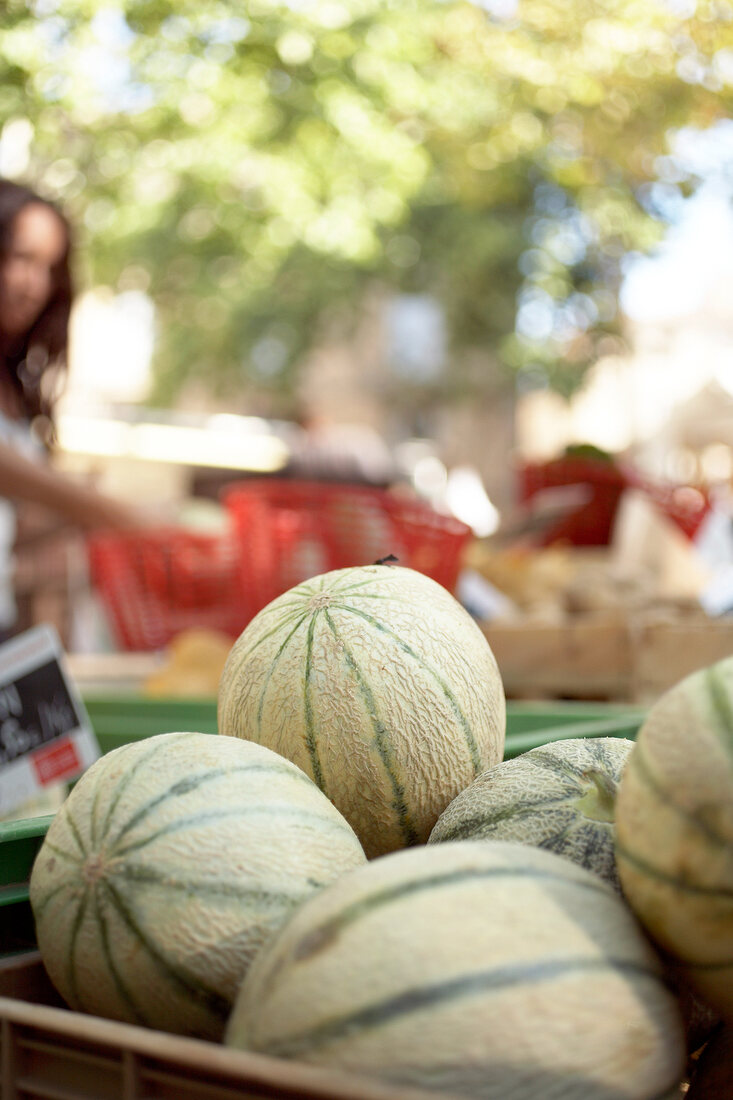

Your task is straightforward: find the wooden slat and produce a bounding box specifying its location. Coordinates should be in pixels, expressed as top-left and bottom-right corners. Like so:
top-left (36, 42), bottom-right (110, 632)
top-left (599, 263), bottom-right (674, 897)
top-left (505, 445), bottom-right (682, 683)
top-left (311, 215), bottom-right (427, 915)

top-left (481, 613), bottom-right (632, 700)
top-left (631, 617), bottom-right (733, 702)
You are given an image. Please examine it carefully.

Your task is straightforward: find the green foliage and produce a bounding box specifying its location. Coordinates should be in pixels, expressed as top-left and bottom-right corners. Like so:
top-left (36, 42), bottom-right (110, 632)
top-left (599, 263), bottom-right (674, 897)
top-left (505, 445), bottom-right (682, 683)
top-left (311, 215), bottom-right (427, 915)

top-left (2, 0), bottom-right (732, 406)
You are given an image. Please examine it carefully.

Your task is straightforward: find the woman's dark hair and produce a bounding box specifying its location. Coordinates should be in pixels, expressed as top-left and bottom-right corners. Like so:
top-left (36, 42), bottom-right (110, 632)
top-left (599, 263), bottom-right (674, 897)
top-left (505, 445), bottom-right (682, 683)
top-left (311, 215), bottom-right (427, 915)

top-left (0, 179), bottom-right (72, 429)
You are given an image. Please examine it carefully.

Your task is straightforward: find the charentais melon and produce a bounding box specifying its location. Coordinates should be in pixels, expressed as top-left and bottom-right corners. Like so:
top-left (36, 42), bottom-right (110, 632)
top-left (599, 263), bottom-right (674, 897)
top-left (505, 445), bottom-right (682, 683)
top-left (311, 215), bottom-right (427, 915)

top-left (30, 731), bottom-right (366, 1039)
top-left (218, 564), bottom-right (506, 858)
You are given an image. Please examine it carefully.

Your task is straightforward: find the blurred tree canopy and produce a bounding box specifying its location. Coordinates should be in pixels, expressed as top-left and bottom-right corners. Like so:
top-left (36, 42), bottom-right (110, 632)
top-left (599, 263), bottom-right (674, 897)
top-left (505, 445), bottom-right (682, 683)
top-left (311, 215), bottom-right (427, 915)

top-left (1, 0), bottom-right (732, 409)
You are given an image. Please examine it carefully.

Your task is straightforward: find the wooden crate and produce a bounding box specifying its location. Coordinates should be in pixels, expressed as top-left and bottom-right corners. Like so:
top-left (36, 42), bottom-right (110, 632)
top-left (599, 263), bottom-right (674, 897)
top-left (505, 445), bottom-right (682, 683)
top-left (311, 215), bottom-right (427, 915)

top-left (481, 613), bottom-right (633, 701)
top-left (630, 615), bottom-right (733, 703)
top-left (0, 954), bottom-right (445, 1100)
top-left (481, 612), bottom-right (733, 704)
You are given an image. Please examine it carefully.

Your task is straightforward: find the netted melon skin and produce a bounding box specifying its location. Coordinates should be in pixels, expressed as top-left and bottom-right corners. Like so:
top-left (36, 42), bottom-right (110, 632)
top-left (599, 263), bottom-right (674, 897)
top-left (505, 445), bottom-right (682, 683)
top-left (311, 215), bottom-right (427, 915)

top-left (616, 657), bottom-right (733, 1018)
top-left (219, 565), bottom-right (506, 858)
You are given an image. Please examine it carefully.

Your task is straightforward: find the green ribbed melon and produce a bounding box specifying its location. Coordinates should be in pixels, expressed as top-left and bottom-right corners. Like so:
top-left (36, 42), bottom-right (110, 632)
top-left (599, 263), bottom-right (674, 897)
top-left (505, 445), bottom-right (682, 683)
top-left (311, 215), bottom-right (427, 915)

top-left (615, 656), bottom-right (733, 1019)
top-left (218, 564), bottom-right (506, 858)
top-left (428, 737), bottom-right (634, 890)
top-left (29, 732), bottom-right (366, 1040)
top-left (227, 840), bottom-right (685, 1099)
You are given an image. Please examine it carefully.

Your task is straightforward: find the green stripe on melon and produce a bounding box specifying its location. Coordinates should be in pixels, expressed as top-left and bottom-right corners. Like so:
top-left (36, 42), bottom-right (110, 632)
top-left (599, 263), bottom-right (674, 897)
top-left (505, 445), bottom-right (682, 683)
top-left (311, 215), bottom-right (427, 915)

top-left (615, 656), bottom-right (733, 1018)
top-left (29, 732), bottom-right (366, 1040)
top-left (218, 565), bottom-right (506, 858)
top-left (428, 737), bottom-right (634, 891)
top-left (227, 840), bottom-right (685, 1099)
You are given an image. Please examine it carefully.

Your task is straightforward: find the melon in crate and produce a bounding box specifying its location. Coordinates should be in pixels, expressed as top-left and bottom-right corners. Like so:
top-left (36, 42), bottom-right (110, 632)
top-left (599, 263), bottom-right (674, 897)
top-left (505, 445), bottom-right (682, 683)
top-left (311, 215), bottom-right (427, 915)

top-left (615, 655), bottom-right (733, 1018)
top-left (227, 840), bottom-right (685, 1100)
top-left (429, 737), bottom-right (634, 891)
top-left (217, 564), bottom-right (506, 858)
top-left (428, 732), bottom-right (720, 1053)
top-left (29, 732), bottom-right (366, 1040)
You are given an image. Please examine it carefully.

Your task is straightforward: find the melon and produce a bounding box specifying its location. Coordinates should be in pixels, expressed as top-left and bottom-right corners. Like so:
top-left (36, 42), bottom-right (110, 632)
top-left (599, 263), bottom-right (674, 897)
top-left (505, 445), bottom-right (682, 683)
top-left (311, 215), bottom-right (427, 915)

top-left (428, 737), bottom-right (634, 890)
top-left (29, 732), bottom-right (366, 1040)
top-left (218, 564), bottom-right (506, 858)
top-left (615, 656), bottom-right (733, 1018)
top-left (226, 840), bottom-right (685, 1099)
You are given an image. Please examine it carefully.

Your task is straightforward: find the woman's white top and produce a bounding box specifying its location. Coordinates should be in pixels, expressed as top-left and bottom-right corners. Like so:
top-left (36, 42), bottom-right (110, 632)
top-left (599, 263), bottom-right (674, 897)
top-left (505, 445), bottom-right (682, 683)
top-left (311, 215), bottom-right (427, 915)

top-left (0, 410), bottom-right (43, 629)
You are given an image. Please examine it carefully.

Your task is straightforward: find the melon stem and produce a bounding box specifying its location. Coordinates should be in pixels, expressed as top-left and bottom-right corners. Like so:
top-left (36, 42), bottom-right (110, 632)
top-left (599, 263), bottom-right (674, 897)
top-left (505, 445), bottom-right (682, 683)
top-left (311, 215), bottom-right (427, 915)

top-left (574, 768), bottom-right (617, 824)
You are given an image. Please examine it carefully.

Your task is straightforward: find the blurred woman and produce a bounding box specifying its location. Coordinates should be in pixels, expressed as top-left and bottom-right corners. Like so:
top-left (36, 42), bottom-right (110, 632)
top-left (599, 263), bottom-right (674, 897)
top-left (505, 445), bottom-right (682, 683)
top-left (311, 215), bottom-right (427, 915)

top-left (0, 179), bottom-right (141, 638)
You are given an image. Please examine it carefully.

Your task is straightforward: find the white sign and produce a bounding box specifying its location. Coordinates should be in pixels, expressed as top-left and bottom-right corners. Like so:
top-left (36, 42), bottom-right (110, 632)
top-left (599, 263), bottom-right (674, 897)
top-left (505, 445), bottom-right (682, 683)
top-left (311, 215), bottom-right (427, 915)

top-left (0, 624), bottom-right (100, 817)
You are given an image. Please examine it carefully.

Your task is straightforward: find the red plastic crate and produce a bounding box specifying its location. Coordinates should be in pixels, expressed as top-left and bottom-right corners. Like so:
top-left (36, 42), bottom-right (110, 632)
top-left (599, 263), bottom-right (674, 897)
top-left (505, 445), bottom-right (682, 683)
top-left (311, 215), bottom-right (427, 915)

top-left (86, 528), bottom-right (252, 651)
top-left (87, 484), bottom-right (473, 652)
top-left (223, 479), bottom-right (473, 601)
top-left (519, 457), bottom-right (711, 546)
top-left (623, 472), bottom-right (711, 541)
top-left (519, 457), bottom-right (628, 547)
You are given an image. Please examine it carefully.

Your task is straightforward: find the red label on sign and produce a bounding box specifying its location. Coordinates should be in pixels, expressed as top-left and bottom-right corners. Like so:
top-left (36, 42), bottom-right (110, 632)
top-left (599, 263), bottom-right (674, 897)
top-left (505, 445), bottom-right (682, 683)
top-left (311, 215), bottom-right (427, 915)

top-left (31, 736), bottom-right (81, 786)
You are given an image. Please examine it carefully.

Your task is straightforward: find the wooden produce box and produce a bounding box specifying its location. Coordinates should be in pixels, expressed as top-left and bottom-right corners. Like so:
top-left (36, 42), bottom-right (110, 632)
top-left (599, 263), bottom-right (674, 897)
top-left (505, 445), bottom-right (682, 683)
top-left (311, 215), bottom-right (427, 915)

top-left (481, 613), bottom-right (633, 701)
top-left (631, 614), bottom-right (733, 703)
top-left (0, 954), bottom-right (446, 1100)
top-left (481, 611), bottom-right (733, 704)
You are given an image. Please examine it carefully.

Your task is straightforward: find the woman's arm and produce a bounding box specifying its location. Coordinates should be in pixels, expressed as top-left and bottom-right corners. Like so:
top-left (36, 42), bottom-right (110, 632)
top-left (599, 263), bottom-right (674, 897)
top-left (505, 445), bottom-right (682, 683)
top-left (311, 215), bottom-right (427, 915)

top-left (0, 438), bottom-right (144, 531)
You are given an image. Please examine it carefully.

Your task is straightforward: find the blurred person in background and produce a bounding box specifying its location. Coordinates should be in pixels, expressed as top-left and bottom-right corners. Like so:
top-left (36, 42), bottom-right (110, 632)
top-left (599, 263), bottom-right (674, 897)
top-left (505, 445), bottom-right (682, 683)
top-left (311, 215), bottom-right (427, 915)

top-left (0, 179), bottom-right (142, 640)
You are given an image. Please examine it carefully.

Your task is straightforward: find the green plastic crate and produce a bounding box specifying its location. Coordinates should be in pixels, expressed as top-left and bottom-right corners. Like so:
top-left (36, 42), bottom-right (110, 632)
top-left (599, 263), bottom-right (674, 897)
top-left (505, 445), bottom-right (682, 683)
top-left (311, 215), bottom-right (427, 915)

top-left (0, 697), bottom-right (645, 959)
top-left (0, 814), bottom-right (51, 956)
top-left (503, 699), bottom-right (643, 736)
top-left (82, 694), bottom-right (644, 756)
top-left (83, 694), bottom-right (220, 754)
top-left (81, 695), bottom-right (645, 762)
top-left (503, 700), bottom-right (643, 756)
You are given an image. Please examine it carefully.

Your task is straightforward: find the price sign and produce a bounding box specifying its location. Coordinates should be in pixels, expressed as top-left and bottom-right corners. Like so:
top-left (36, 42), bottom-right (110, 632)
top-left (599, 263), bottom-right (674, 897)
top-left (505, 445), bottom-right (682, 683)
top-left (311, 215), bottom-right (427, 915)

top-left (0, 624), bottom-right (100, 817)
